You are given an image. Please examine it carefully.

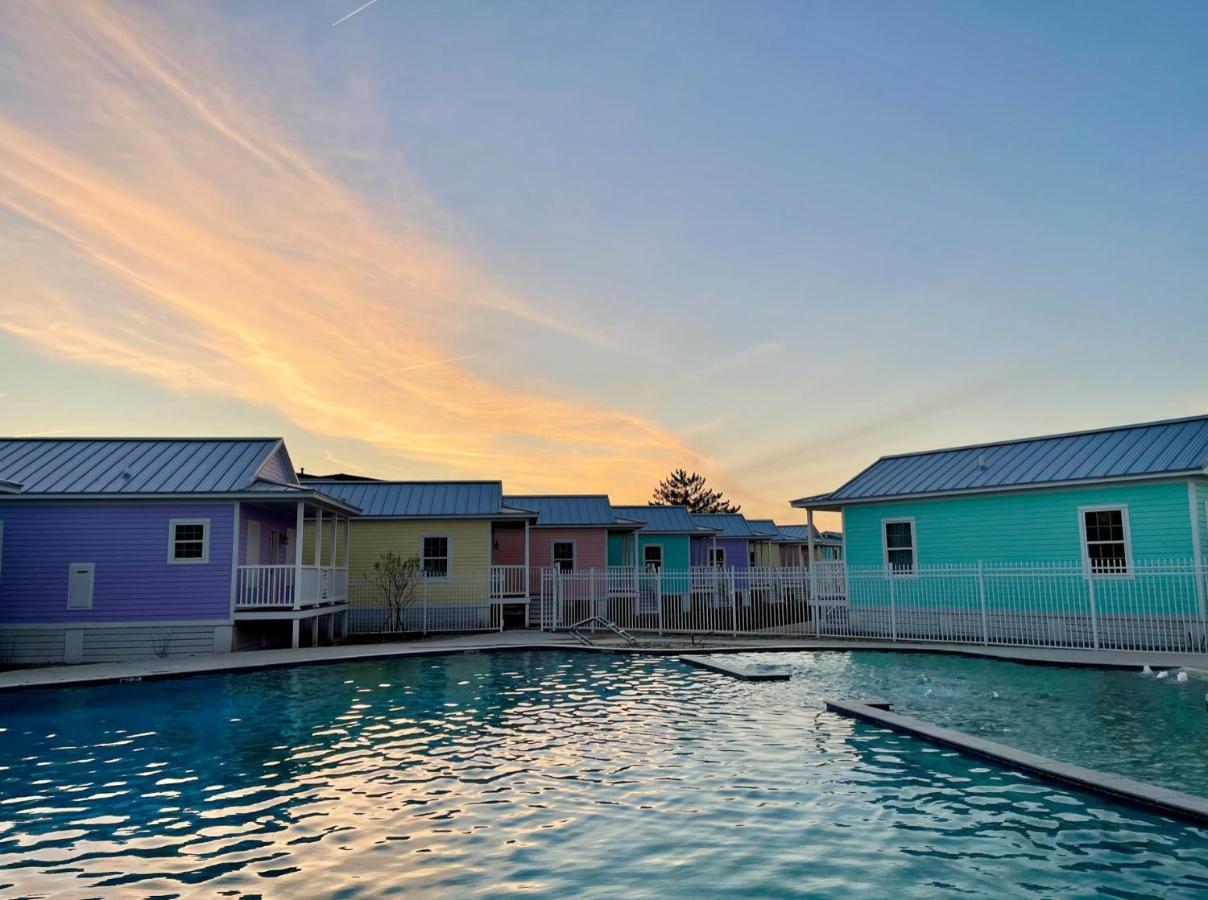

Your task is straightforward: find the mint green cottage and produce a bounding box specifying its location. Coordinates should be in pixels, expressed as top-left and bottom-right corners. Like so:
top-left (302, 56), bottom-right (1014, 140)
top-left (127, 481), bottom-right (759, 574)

top-left (791, 415), bottom-right (1208, 648)
top-left (607, 505), bottom-right (708, 571)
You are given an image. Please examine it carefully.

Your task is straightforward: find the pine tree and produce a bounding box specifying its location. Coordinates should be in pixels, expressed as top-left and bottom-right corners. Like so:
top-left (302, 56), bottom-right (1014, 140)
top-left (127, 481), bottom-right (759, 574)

top-left (651, 469), bottom-right (741, 514)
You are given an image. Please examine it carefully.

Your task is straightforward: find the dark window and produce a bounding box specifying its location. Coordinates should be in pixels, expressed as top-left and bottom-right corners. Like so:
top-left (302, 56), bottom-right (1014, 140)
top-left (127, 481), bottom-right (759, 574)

top-left (552, 541), bottom-right (575, 572)
top-left (884, 520), bottom-right (915, 574)
top-left (1083, 509), bottom-right (1128, 575)
top-left (172, 522), bottom-right (207, 561)
top-left (422, 536), bottom-right (449, 577)
top-left (708, 547), bottom-right (726, 568)
top-left (643, 545), bottom-right (663, 570)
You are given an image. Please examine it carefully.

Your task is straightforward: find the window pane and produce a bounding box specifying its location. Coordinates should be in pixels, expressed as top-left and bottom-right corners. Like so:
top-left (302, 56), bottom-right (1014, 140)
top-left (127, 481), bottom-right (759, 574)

top-left (884, 522), bottom-right (913, 549)
top-left (422, 537), bottom-right (448, 576)
top-left (887, 549), bottom-right (914, 571)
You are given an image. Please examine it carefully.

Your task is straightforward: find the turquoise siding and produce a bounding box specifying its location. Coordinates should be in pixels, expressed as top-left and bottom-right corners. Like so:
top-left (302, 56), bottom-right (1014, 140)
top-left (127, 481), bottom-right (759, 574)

top-left (843, 480), bottom-right (1196, 568)
top-left (1195, 479), bottom-right (1208, 564)
top-left (840, 479), bottom-right (1202, 620)
top-left (608, 533), bottom-right (692, 594)
top-left (608, 534), bottom-right (690, 569)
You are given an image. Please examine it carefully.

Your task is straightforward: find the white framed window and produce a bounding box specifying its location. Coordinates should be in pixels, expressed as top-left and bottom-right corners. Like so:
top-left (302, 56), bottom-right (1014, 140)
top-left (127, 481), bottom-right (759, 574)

top-left (68, 562), bottom-right (94, 609)
top-left (168, 518), bottom-right (210, 564)
top-left (882, 518), bottom-right (916, 575)
top-left (643, 544), bottom-right (664, 571)
top-left (552, 540), bottom-right (576, 572)
top-left (421, 535), bottom-right (450, 578)
top-left (1079, 506), bottom-right (1132, 576)
top-left (708, 546), bottom-right (726, 568)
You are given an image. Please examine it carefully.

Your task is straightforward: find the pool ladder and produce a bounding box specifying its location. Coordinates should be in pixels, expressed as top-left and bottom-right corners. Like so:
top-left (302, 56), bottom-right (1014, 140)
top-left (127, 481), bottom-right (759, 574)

top-left (568, 616), bottom-right (640, 647)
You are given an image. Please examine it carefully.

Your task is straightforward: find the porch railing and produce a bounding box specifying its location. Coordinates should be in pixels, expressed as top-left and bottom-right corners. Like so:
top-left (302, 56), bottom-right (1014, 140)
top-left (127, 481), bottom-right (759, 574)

top-left (490, 565), bottom-right (527, 599)
top-left (538, 561), bottom-right (1208, 654)
top-left (235, 564), bottom-right (349, 609)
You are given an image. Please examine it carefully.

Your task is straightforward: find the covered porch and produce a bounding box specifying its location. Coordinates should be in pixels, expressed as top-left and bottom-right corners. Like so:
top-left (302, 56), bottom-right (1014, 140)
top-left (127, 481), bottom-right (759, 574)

top-left (234, 496), bottom-right (356, 647)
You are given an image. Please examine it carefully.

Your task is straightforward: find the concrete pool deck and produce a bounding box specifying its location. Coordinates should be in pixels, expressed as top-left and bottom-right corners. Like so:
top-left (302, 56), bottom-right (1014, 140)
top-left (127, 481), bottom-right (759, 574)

top-left (826, 699), bottom-right (1208, 825)
top-left (1, 631), bottom-right (1205, 692)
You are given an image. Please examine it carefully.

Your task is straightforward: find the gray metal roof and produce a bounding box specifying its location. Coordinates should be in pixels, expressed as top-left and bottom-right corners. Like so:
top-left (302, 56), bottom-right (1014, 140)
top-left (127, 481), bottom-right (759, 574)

top-left (778, 524), bottom-right (842, 545)
top-left (746, 519), bottom-right (785, 540)
top-left (690, 513), bottom-right (757, 538)
top-left (505, 495), bottom-right (617, 527)
top-left (794, 414), bottom-right (1208, 507)
top-left (308, 480), bottom-right (507, 518)
top-left (0, 438), bottom-right (287, 495)
top-left (611, 505), bottom-right (703, 534)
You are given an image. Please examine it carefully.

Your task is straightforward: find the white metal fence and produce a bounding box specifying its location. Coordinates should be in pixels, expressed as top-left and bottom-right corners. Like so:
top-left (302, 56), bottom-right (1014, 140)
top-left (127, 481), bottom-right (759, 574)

top-left (344, 574), bottom-right (515, 636)
top-left (541, 561), bottom-right (1208, 654)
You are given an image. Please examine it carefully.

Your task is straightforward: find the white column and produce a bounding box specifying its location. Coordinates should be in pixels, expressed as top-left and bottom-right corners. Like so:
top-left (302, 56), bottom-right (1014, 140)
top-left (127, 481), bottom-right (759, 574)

top-left (293, 501), bottom-right (304, 610)
top-left (807, 509), bottom-right (818, 601)
top-left (523, 520), bottom-right (531, 597)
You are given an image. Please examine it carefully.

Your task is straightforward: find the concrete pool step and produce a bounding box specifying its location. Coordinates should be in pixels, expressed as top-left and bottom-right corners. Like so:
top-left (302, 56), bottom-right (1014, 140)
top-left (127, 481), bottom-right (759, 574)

top-left (679, 655), bottom-right (791, 680)
top-left (826, 698), bottom-right (1208, 826)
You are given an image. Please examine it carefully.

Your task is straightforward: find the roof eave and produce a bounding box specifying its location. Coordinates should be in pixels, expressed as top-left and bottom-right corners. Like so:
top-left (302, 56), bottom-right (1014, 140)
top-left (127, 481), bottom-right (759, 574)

top-left (807, 470), bottom-right (1205, 508)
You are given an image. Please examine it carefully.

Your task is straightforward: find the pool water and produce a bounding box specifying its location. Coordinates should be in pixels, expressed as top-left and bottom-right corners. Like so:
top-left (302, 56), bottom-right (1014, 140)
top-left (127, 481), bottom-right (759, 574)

top-left (733, 651), bottom-right (1208, 797)
top-left (0, 650), bottom-right (1205, 898)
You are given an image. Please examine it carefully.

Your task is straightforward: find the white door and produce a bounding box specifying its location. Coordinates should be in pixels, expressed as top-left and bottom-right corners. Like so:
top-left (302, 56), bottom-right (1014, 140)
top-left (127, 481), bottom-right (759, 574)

top-left (247, 521), bottom-right (261, 566)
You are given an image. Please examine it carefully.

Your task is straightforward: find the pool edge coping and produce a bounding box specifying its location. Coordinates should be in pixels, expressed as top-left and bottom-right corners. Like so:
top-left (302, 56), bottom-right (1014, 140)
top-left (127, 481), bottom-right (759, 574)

top-left (1, 635), bottom-right (1199, 693)
top-left (825, 698), bottom-right (1208, 827)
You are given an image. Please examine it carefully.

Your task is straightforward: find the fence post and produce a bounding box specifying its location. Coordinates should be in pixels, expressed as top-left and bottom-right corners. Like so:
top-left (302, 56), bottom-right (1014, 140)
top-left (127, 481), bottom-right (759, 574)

top-left (978, 560), bottom-right (988, 645)
top-left (656, 570), bottom-right (664, 636)
top-left (422, 575), bottom-right (428, 636)
top-left (888, 567), bottom-right (897, 642)
top-left (1087, 570), bottom-right (1100, 650)
top-left (730, 567), bottom-right (738, 637)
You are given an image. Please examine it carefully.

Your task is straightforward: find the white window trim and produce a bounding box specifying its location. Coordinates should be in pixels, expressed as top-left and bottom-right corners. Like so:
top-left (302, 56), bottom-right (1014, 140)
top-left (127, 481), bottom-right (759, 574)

top-left (708, 546), bottom-right (726, 568)
top-left (551, 539), bottom-right (576, 572)
top-left (420, 534), bottom-right (452, 580)
top-left (168, 518), bottom-right (211, 565)
top-left (643, 542), bottom-right (664, 571)
top-left (1078, 504), bottom-right (1134, 579)
top-left (881, 517), bottom-right (917, 578)
top-left (67, 562), bottom-right (95, 609)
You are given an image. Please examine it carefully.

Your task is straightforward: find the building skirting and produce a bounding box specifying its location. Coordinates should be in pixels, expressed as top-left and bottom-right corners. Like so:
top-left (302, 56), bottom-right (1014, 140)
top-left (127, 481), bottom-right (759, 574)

top-left (0, 622), bottom-right (233, 665)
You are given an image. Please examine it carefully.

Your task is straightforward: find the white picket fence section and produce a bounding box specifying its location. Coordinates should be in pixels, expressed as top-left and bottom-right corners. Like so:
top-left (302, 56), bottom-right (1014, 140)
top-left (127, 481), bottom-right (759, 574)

top-left (540, 561), bottom-right (1208, 654)
top-left (344, 573), bottom-right (512, 635)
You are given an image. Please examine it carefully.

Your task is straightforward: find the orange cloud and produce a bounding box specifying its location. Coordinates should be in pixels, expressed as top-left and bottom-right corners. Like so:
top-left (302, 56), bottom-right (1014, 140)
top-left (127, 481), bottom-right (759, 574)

top-left (0, 0), bottom-right (713, 498)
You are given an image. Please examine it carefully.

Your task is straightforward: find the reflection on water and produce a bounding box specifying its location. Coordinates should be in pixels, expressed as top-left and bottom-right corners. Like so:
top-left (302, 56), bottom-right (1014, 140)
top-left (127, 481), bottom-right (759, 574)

top-left (0, 650), bottom-right (1206, 898)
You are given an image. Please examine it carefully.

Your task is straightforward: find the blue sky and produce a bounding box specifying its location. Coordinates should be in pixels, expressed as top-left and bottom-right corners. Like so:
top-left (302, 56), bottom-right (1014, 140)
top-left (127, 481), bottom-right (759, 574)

top-left (1, 0), bottom-right (1205, 520)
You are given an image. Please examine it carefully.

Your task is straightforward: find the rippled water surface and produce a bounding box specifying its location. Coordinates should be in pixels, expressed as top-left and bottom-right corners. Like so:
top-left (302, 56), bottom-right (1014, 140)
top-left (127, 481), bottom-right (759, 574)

top-left (1, 650), bottom-right (1207, 898)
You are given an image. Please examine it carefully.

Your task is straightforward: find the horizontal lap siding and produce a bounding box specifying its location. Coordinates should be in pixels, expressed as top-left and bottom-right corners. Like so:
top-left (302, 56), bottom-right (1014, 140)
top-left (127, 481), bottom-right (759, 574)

top-left (347, 519), bottom-right (490, 604)
top-left (843, 480), bottom-right (1195, 567)
top-left (638, 535), bottom-right (690, 571)
top-left (529, 529), bottom-right (607, 572)
top-left (492, 526), bottom-right (525, 566)
top-left (239, 506), bottom-right (296, 565)
top-left (691, 537), bottom-right (749, 569)
top-left (81, 625), bottom-right (218, 662)
top-left (1195, 480), bottom-right (1208, 563)
top-left (0, 501), bottom-right (234, 623)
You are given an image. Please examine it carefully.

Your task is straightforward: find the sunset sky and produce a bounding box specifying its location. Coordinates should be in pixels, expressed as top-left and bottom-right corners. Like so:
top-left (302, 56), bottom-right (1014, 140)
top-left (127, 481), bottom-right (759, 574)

top-left (2, 1), bottom-right (1206, 523)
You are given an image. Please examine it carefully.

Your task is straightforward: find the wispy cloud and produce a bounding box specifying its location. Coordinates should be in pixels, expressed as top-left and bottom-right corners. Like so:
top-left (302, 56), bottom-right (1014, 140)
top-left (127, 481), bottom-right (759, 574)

top-left (0, 1), bottom-right (708, 497)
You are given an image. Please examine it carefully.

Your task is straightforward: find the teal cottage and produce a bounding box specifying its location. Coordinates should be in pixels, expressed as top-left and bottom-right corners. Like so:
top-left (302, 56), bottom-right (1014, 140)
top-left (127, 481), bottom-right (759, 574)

top-left (791, 415), bottom-right (1208, 649)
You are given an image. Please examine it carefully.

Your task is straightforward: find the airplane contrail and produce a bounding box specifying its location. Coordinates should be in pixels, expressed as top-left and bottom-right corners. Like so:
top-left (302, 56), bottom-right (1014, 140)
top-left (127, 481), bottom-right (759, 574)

top-left (376, 354), bottom-right (476, 377)
top-left (331, 0), bottom-right (381, 27)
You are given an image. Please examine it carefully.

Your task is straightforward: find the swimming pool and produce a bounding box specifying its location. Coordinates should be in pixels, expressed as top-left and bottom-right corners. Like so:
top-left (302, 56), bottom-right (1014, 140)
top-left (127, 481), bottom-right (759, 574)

top-left (1, 650), bottom-right (1206, 897)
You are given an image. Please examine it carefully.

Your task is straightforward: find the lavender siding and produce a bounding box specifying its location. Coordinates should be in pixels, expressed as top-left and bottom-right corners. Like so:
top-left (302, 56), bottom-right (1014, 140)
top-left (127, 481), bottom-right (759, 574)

top-left (0, 501), bottom-right (234, 624)
top-left (690, 536), bottom-right (751, 569)
top-left (239, 505), bottom-right (297, 565)
top-left (256, 446), bottom-right (294, 484)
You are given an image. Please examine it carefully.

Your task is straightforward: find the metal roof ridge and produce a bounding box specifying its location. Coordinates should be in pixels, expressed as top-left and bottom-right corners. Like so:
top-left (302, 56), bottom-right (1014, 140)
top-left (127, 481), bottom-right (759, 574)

top-left (871, 413), bottom-right (1208, 462)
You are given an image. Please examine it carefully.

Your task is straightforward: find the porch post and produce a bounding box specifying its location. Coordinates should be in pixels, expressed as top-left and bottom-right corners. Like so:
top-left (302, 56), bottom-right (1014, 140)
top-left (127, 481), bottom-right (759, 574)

top-left (524, 519), bottom-right (531, 597)
top-left (293, 501), bottom-right (305, 611)
top-left (291, 618), bottom-right (300, 649)
top-left (807, 509), bottom-right (818, 602)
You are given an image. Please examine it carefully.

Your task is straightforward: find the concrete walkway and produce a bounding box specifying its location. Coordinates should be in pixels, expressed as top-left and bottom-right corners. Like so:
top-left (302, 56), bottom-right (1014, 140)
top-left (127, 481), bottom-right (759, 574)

top-left (2, 631), bottom-right (1204, 692)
